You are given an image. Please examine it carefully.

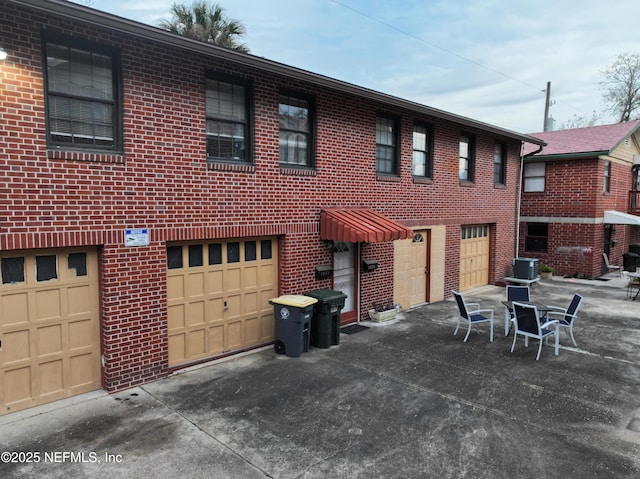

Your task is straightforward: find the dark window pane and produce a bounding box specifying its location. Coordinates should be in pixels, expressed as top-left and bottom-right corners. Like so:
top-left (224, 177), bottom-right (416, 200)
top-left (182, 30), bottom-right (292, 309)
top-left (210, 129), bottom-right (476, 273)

top-left (1, 257), bottom-right (25, 284)
top-left (68, 252), bottom-right (87, 276)
top-left (526, 237), bottom-right (548, 252)
top-left (528, 223), bottom-right (548, 236)
top-left (227, 242), bottom-right (240, 263)
top-left (209, 243), bottom-right (222, 265)
top-left (526, 223), bottom-right (549, 252)
top-left (167, 246), bottom-right (183, 269)
top-left (36, 255), bottom-right (58, 281)
top-left (493, 142), bottom-right (506, 184)
top-left (245, 241), bottom-right (257, 261)
top-left (376, 144), bottom-right (395, 173)
top-left (261, 240), bottom-right (272, 260)
top-left (188, 244), bottom-right (203, 267)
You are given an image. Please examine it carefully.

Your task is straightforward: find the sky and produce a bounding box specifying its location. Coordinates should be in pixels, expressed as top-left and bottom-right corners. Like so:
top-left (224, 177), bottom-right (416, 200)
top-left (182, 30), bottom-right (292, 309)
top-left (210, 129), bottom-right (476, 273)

top-left (78, 0), bottom-right (640, 134)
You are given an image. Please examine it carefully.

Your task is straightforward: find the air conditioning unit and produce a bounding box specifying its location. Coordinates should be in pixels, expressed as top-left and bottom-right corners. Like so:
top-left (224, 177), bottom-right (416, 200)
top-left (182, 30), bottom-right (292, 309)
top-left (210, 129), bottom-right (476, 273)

top-left (513, 258), bottom-right (539, 280)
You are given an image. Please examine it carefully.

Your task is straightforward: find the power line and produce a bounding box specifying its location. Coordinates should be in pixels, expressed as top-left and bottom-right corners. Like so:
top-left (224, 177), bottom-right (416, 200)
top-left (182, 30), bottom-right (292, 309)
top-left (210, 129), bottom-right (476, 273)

top-left (330, 0), bottom-right (545, 93)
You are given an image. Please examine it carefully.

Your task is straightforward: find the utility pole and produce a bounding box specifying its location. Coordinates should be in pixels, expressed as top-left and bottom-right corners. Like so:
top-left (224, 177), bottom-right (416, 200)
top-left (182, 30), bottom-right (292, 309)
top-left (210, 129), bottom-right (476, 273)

top-left (543, 81), bottom-right (551, 131)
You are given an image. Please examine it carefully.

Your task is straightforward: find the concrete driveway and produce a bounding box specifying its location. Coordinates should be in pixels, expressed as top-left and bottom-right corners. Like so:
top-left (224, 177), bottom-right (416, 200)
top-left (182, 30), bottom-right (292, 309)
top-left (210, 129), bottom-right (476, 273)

top-left (1, 278), bottom-right (639, 478)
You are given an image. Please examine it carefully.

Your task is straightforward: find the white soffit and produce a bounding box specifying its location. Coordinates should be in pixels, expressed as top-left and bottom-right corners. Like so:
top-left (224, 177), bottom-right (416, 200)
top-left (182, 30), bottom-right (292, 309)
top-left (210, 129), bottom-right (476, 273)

top-left (604, 210), bottom-right (640, 226)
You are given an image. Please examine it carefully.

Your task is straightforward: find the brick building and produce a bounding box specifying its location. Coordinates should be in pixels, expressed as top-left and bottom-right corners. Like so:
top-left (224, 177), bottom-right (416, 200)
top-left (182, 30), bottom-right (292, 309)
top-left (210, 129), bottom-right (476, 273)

top-left (520, 121), bottom-right (640, 278)
top-left (0, 0), bottom-right (544, 414)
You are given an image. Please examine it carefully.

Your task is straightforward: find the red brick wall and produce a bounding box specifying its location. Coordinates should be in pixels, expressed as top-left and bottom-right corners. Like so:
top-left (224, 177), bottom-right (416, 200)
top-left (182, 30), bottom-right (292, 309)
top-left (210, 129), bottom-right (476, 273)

top-left (519, 158), bottom-right (635, 278)
top-left (1, 3), bottom-right (522, 390)
top-left (361, 242), bottom-right (394, 316)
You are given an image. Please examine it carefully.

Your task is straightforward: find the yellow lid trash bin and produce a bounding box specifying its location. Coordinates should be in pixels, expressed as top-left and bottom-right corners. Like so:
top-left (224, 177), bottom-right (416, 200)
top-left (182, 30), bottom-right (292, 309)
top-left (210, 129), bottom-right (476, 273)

top-left (270, 295), bottom-right (318, 308)
top-left (269, 295), bottom-right (318, 357)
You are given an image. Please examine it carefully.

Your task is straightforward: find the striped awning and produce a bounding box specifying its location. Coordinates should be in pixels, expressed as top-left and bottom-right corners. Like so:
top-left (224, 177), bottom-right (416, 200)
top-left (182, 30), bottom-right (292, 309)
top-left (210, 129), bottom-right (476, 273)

top-left (320, 208), bottom-right (413, 243)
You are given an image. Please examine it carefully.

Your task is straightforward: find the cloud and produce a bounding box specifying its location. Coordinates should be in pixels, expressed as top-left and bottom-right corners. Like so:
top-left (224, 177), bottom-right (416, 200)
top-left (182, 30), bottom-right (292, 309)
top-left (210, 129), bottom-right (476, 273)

top-left (84, 0), bottom-right (640, 132)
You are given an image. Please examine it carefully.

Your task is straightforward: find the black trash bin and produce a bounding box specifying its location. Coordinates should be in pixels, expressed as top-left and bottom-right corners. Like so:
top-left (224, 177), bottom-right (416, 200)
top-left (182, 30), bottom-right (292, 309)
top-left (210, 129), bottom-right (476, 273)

top-left (269, 295), bottom-right (317, 357)
top-left (303, 289), bottom-right (347, 348)
top-left (623, 252), bottom-right (640, 272)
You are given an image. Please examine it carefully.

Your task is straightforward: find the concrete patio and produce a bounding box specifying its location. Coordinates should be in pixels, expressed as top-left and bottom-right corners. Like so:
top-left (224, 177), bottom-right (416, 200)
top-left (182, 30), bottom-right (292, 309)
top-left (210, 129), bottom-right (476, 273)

top-left (1, 277), bottom-right (639, 478)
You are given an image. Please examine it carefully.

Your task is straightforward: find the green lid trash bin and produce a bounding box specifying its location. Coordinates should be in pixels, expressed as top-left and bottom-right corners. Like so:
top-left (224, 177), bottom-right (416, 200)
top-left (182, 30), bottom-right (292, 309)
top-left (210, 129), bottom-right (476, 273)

top-left (270, 295), bottom-right (317, 357)
top-left (303, 289), bottom-right (347, 348)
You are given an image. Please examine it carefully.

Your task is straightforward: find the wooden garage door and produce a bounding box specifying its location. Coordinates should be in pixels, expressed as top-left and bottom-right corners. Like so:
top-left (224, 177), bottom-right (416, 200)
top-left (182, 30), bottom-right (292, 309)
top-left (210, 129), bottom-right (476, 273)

top-left (0, 248), bottom-right (100, 416)
top-left (167, 238), bottom-right (277, 367)
top-left (459, 225), bottom-right (490, 291)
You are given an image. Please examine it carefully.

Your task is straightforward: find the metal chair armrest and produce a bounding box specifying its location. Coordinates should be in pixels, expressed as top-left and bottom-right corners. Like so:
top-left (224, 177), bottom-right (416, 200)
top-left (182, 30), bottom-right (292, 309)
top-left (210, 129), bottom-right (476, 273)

top-left (544, 305), bottom-right (566, 312)
top-left (540, 319), bottom-right (559, 329)
top-left (546, 311), bottom-right (577, 320)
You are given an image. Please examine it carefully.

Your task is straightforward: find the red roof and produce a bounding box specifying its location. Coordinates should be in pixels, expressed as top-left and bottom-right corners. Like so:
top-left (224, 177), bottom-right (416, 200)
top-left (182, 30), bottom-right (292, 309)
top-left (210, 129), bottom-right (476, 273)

top-left (320, 208), bottom-right (413, 243)
top-left (522, 120), bottom-right (640, 157)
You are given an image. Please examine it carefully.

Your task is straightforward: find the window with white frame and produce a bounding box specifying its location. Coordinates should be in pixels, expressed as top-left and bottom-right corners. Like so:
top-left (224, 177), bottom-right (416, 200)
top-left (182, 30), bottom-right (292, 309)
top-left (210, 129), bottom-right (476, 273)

top-left (523, 162), bottom-right (545, 192)
top-left (44, 32), bottom-right (121, 150)
top-left (603, 160), bottom-right (611, 193)
top-left (206, 77), bottom-right (250, 161)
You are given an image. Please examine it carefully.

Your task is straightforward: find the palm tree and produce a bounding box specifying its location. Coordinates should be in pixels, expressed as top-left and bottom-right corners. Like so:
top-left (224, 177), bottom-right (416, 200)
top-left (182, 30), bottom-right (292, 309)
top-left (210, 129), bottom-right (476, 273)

top-left (158, 1), bottom-right (249, 53)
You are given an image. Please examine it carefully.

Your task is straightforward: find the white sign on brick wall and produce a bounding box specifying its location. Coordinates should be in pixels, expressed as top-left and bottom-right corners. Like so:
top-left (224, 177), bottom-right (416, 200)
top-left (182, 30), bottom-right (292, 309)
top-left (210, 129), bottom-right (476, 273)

top-left (124, 228), bottom-right (150, 247)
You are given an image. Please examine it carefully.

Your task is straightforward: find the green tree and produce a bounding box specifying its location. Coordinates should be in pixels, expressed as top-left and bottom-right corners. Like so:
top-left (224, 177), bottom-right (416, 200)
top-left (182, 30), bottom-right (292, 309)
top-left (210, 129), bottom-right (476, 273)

top-left (600, 52), bottom-right (640, 122)
top-left (158, 1), bottom-right (249, 53)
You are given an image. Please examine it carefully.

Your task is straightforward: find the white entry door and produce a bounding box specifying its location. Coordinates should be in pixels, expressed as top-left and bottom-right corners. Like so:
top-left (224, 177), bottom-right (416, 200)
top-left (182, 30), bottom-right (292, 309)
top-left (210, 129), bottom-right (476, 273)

top-left (333, 242), bottom-right (356, 323)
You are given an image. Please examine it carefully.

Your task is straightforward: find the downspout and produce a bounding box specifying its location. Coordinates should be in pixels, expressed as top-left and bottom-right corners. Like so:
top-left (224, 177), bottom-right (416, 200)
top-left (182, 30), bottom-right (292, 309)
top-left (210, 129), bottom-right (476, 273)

top-left (356, 243), bottom-right (361, 323)
top-left (517, 142), bottom-right (545, 258)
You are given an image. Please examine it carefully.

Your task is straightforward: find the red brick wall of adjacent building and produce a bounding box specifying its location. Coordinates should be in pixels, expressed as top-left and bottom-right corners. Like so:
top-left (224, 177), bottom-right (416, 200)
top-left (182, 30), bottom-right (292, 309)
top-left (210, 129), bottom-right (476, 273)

top-left (1, 3), bottom-right (522, 390)
top-left (519, 158), bottom-right (634, 278)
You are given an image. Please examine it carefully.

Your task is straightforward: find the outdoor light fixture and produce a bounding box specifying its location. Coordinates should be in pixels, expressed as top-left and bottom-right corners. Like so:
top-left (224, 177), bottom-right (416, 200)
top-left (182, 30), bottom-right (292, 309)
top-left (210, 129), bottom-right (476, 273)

top-left (0, 48), bottom-right (7, 60)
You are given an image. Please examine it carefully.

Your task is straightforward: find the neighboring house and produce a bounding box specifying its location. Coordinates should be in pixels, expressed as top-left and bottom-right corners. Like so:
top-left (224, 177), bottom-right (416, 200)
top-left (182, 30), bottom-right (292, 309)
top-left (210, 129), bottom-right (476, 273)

top-left (0, 0), bottom-right (544, 414)
top-left (521, 120), bottom-right (640, 278)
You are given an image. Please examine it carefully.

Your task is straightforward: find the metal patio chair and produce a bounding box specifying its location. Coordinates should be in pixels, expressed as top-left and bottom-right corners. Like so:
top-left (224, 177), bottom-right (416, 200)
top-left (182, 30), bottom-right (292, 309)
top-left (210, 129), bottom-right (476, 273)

top-left (452, 290), bottom-right (494, 342)
top-left (511, 301), bottom-right (559, 360)
top-left (504, 285), bottom-right (530, 336)
top-left (545, 293), bottom-right (583, 347)
top-left (602, 253), bottom-right (622, 276)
